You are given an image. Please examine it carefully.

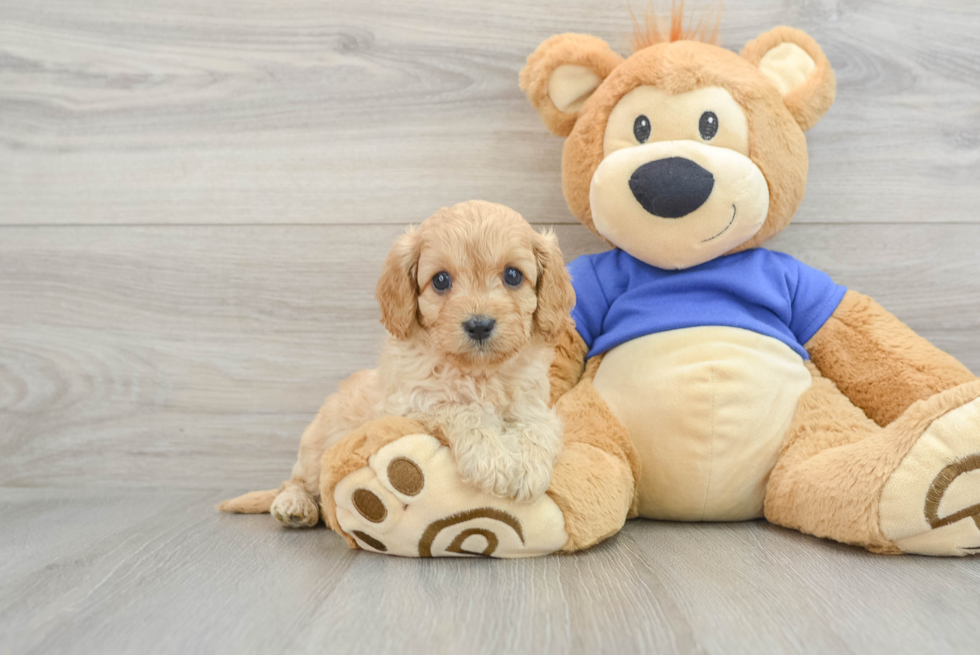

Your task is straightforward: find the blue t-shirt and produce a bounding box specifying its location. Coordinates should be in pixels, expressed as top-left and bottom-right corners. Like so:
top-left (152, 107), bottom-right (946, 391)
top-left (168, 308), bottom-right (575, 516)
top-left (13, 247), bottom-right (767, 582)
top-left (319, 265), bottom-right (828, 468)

top-left (567, 248), bottom-right (846, 360)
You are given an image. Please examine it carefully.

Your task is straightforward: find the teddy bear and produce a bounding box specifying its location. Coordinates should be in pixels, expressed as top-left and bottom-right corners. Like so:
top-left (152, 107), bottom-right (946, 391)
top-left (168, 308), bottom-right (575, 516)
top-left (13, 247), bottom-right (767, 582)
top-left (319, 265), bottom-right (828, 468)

top-left (315, 16), bottom-right (980, 558)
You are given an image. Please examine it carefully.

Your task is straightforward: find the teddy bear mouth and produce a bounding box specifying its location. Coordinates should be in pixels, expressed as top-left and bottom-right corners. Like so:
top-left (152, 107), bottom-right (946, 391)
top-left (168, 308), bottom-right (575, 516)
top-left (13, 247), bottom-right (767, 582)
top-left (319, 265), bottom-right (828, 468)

top-left (700, 205), bottom-right (738, 243)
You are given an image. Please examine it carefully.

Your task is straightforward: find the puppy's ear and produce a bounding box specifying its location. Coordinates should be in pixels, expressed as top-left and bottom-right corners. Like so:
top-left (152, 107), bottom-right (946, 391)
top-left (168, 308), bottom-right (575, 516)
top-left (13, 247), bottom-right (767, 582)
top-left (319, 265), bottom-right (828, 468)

top-left (532, 229), bottom-right (575, 343)
top-left (741, 27), bottom-right (836, 131)
top-left (520, 34), bottom-right (623, 137)
top-left (376, 227), bottom-right (422, 340)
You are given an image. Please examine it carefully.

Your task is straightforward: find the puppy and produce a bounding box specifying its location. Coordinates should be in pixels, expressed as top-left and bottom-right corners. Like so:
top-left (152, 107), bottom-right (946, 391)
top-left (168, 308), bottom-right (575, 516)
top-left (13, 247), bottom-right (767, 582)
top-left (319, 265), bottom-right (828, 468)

top-left (219, 200), bottom-right (575, 527)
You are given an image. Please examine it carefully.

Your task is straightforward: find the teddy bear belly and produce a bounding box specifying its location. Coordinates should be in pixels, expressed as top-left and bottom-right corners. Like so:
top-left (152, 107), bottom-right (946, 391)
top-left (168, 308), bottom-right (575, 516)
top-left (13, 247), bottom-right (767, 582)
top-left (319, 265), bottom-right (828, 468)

top-left (592, 326), bottom-right (813, 522)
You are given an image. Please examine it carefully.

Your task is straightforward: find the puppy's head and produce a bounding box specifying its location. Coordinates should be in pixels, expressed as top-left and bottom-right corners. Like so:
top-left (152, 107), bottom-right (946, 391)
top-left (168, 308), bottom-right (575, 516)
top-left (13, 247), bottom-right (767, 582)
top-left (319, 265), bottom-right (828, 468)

top-left (376, 200), bottom-right (574, 369)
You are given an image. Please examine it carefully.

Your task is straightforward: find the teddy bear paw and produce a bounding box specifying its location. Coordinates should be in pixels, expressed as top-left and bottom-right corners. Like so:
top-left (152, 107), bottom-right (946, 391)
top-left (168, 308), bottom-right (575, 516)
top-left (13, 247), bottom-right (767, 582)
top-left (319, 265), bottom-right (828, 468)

top-left (333, 433), bottom-right (568, 557)
top-left (880, 393), bottom-right (980, 556)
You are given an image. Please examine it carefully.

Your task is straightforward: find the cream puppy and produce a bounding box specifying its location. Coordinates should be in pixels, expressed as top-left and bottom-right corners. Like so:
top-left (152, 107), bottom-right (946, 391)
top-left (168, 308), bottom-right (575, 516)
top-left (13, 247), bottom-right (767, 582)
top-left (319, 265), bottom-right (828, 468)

top-left (220, 200), bottom-right (575, 527)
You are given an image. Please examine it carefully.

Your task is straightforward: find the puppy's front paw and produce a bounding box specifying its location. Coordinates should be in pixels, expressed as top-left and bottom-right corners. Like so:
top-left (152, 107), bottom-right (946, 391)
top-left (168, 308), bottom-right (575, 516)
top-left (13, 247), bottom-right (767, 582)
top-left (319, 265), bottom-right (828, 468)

top-left (453, 434), bottom-right (557, 502)
top-left (511, 448), bottom-right (555, 503)
top-left (453, 434), bottom-right (523, 500)
top-left (508, 420), bottom-right (563, 502)
top-left (271, 487), bottom-right (319, 528)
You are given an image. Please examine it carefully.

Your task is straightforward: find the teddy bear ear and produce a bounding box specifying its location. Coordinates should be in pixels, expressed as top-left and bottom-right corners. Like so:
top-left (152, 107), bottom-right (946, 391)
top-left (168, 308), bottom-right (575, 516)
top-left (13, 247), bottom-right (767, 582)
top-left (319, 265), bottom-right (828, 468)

top-left (520, 33), bottom-right (624, 137)
top-left (741, 27), bottom-right (836, 131)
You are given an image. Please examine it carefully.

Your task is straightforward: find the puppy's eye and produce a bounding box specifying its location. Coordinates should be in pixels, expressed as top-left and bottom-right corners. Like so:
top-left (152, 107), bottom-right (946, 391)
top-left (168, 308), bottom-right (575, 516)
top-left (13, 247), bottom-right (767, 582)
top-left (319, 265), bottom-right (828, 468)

top-left (503, 267), bottom-right (524, 288)
top-left (431, 271), bottom-right (452, 293)
top-left (699, 111), bottom-right (719, 141)
top-left (633, 115), bottom-right (651, 143)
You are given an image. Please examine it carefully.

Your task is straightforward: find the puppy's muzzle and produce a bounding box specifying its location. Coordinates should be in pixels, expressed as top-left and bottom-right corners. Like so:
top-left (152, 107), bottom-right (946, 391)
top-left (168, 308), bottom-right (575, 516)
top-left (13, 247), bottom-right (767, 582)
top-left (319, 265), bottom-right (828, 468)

top-left (629, 157), bottom-right (715, 218)
top-left (462, 315), bottom-right (496, 343)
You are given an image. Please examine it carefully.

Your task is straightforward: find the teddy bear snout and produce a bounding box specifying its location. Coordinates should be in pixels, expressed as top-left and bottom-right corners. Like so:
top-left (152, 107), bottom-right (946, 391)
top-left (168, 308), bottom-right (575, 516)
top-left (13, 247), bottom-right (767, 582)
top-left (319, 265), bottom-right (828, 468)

top-left (628, 157), bottom-right (715, 219)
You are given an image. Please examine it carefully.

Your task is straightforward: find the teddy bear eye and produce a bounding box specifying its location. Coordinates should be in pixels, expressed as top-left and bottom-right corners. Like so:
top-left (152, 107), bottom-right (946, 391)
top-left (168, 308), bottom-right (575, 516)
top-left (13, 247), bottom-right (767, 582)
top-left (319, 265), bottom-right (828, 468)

top-left (633, 115), bottom-right (651, 143)
top-left (699, 111), bottom-right (719, 140)
top-left (503, 267), bottom-right (524, 287)
top-left (432, 271), bottom-right (452, 293)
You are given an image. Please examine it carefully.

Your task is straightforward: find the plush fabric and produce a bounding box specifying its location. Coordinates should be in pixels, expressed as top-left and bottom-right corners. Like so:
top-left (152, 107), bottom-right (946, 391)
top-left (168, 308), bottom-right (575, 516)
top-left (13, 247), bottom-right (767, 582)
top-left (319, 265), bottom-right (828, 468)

top-left (589, 138), bottom-right (771, 269)
top-left (603, 86), bottom-right (750, 156)
top-left (741, 27), bottom-right (836, 132)
top-left (758, 43), bottom-right (814, 96)
top-left (321, 416), bottom-right (433, 549)
top-left (593, 327), bottom-right (812, 520)
top-left (316, 17), bottom-right (978, 558)
top-left (568, 247), bottom-right (846, 359)
top-left (550, 365), bottom-right (641, 549)
top-left (547, 442), bottom-right (634, 552)
top-left (333, 432), bottom-right (569, 558)
top-left (806, 290), bottom-right (976, 426)
top-left (523, 19), bottom-right (976, 556)
top-left (548, 65), bottom-right (603, 114)
top-left (767, 367), bottom-right (980, 556)
top-left (764, 362), bottom-right (895, 552)
top-left (519, 33), bottom-right (624, 138)
top-left (544, 37), bottom-right (811, 250)
top-left (879, 388), bottom-right (980, 555)
top-left (554, 354), bottom-right (641, 506)
top-left (317, 376), bottom-right (640, 557)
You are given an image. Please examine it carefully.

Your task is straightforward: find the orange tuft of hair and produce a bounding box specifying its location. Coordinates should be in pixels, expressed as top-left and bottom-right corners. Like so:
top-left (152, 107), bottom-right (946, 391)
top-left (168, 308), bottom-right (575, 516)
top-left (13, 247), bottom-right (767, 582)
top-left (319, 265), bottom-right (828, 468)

top-left (630, 1), bottom-right (722, 51)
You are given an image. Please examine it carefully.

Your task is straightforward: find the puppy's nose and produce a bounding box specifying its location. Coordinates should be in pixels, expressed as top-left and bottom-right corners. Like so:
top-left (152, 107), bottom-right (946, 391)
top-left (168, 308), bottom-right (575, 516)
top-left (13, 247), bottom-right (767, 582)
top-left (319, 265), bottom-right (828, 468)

top-left (629, 157), bottom-right (714, 218)
top-left (463, 316), bottom-right (496, 342)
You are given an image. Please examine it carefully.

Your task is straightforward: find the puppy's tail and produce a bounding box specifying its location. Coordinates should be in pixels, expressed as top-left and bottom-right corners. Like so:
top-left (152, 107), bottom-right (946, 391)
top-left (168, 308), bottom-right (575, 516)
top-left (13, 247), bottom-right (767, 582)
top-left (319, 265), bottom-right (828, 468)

top-left (216, 489), bottom-right (278, 514)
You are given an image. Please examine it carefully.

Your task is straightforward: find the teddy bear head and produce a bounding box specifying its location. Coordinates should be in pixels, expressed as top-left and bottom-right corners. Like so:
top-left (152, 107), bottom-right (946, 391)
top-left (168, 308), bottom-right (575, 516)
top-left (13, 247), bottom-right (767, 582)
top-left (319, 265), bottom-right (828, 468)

top-left (520, 16), bottom-right (836, 269)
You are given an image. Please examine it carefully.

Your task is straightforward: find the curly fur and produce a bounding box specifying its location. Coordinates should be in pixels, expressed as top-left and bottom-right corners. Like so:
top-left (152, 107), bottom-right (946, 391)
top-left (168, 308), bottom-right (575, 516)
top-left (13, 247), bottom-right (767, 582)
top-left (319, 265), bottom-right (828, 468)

top-left (219, 200), bottom-right (576, 525)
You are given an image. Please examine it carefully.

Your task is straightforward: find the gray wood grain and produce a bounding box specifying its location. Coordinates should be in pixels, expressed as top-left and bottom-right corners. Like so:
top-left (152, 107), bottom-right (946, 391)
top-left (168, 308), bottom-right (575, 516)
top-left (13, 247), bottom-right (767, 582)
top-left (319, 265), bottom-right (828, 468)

top-left (1, 223), bottom-right (977, 490)
top-left (2, 0), bottom-right (980, 653)
top-left (1, 0), bottom-right (979, 226)
top-left (1, 488), bottom-right (978, 655)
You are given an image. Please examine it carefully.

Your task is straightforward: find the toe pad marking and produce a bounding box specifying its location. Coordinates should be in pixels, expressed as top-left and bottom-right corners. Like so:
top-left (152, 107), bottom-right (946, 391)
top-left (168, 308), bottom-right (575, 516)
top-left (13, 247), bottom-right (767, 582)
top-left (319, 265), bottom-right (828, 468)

top-left (353, 531), bottom-right (388, 552)
top-left (387, 457), bottom-right (424, 496)
top-left (352, 488), bottom-right (387, 523)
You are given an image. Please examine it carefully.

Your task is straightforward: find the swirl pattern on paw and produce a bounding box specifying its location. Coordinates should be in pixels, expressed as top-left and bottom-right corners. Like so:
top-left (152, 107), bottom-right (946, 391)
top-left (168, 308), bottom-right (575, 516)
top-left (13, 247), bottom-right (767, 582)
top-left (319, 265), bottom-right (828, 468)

top-left (333, 434), bottom-right (568, 558)
top-left (880, 394), bottom-right (980, 556)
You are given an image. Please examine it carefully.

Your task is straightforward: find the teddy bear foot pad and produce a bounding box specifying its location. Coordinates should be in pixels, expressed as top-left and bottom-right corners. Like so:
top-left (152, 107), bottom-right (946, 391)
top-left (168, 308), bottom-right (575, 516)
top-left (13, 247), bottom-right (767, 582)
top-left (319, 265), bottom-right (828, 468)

top-left (880, 394), bottom-right (980, 556)
top-left (334, 433), bottom-right (569, 557)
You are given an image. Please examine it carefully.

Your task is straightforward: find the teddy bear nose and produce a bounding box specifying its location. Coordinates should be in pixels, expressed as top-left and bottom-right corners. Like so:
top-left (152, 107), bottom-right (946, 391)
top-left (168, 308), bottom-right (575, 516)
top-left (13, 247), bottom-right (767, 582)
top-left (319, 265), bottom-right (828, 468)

top-left (463, 316), bottom-right (496, 342)
top-left (628, 157), bottom-right (715, 218)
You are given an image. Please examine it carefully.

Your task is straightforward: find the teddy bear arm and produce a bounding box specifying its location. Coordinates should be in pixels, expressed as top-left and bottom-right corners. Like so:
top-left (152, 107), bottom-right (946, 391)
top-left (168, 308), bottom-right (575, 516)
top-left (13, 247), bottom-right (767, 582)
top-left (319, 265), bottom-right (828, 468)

top-left (805, 289), bottom-right (975, 427)
top-left (548, 322), bottom-right (589, 406)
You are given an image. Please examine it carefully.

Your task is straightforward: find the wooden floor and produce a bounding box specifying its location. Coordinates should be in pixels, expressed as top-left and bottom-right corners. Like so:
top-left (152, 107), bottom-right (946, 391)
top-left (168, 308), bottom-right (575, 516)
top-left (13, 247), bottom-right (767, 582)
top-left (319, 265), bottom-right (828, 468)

top-left (1, 1), bottom-right (979, 653)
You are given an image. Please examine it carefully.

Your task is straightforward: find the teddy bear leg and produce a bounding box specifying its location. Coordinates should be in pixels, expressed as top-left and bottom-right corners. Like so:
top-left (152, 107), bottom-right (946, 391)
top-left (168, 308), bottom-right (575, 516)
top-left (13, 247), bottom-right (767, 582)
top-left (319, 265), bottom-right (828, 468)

top-left (549, 367), bottom-right (640, 551)
top-left (766, 363), bottom-right (980, 555)
top-left (319, 371), bottom-right (638, 557)
top-left (764, 364), bottom-right (887, 550)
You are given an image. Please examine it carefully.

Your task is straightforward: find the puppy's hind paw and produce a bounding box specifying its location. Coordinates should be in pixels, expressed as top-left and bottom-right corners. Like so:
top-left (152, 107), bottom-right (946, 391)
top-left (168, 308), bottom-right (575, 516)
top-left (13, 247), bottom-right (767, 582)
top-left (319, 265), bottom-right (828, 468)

top-left (271, 488), bottom-right (319, 528)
